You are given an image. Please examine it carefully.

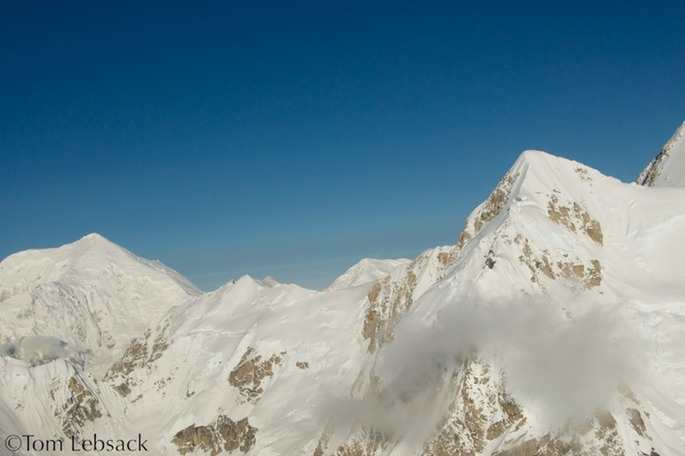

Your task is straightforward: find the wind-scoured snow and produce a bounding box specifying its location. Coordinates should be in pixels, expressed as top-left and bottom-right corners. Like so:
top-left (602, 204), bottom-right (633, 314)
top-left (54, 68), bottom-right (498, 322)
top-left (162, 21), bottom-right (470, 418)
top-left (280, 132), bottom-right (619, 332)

top-left (638, 121), bottom-right (685, 187)
top-left (326, 258), bottom-right (412, 291)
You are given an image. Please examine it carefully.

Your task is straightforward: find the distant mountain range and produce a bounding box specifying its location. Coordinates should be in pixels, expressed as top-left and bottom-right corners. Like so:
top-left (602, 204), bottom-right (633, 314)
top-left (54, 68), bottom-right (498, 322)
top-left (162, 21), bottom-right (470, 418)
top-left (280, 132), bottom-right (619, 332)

top-left (1, 122), bottom-right (684, 455)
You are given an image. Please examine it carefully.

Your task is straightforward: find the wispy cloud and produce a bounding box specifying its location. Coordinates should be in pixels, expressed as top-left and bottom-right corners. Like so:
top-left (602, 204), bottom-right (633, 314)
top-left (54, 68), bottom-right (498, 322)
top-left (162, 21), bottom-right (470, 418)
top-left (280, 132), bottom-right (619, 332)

top-left (324, 295), bottom-right (644, 439)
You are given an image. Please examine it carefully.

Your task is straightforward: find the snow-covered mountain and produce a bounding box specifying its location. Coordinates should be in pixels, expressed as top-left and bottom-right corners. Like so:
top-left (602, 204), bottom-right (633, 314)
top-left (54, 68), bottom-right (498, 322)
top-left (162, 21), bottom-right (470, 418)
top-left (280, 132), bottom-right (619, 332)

top-left (0, 233), bottom-right (200, 371)
top-left (1, 123), bottom-right (684, 456)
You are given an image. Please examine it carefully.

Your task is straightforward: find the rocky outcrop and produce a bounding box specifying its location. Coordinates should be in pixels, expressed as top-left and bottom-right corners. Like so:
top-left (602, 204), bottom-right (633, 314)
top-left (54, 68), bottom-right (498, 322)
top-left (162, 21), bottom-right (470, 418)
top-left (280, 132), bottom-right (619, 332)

top-left (228, 347), bottom-right (285, 404)
top-left (491, 410), bottom-right (632, 456)
top-left (638, 122), bottom-right (685, 186)
top-left (172, 415), bottom-right (257, 455)
top-left (362, 247), bottom-right (456, 354)
top-left (507, 233), bottom-right (602, 289)
top-left (105, 319), bottom-right (170, 394)
top-left (51, 375), bottom-right (103, 437)
top-left (423, 358), bottom-right (524, 456)
top-left (335, 431), bottom-right (390, 456)
top-left (458, 171), bottom-right (519, 249)
top-left (362, 273), bottom-right (416, 354)
top-left (547, 194), bottom-right (603, 245)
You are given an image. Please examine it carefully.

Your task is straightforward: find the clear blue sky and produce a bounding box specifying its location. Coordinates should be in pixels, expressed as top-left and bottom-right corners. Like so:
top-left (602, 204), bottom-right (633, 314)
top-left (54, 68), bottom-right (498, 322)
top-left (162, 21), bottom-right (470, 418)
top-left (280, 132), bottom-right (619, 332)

top-left (1, 1), bottom-right (683, 290)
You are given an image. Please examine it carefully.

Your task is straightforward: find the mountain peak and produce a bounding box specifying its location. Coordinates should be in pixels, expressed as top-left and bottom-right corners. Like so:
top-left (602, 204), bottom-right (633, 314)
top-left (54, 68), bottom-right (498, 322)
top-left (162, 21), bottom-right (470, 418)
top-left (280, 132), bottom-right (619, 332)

top-left (0, 235), bottom-right (201, 368)
top-left (637, 121), bottom-right (685, 187)
top-left (456, 149), bottom-right (606, 251)
top-left (69, 232), bottom-right (123, 254)
top-left (78, 232), bottom-right (108, 243)
top-left (512, 149), bottom-right (594, 176)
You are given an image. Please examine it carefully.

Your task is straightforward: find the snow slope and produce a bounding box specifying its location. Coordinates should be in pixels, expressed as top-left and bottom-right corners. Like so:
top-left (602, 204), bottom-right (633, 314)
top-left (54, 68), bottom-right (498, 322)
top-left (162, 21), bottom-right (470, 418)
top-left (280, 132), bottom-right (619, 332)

top-left (0, 233), bottom-right (200, 372)
top-left (398, 150), bottom-right (685, 456)
top-left (103, 275), bottom-right (373, 455)
top-left (326, 258), bottom-right (412, 291)
top-left (104, 147), bottom-right (684, 456)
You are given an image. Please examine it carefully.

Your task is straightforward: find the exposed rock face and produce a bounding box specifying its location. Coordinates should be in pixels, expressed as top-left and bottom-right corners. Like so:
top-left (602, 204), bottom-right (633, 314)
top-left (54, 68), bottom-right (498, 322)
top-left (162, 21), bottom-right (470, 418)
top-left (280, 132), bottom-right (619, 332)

top-left (423, 358), bottom-right (524, 456)
top-left (108, 335), bottom-right (149, 378)
top-left (509, 233), bottom-right (602, 289)
top-left (458, 171), bottom-right (520, 249)
top-left (362, 273), bottom-right (416, 354)
top-left (52, 375), bottom-right (103, 437)
top-left (547, 194), bottom-right (603, 245)
top-left (105, 319), bottom-right (170, 394)
top-left (331, 353), bottom-right (656, 456)
top-left (362, 247), bottom-right (456, 354)
top-left (627, 408), bottom-right (647, 438)
top-left (638, 121), bottom-right (685, 187)
top-left (228, 347), bottom-right (285, 404)
top-left (491, 409), bottom-right (629, 456)
top-left (335, 431), bottom-right (390, 456)
top-left (172, 415), bottom-right (257, 455)
top-left (313, 434), bottom-right (330, 456)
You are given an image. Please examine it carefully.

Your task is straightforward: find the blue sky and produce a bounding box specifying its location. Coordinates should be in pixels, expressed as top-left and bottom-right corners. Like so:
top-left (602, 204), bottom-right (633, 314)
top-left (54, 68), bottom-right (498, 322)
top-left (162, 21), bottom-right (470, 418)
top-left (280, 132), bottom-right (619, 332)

top-left (1, 1), bottom-right (683, 290)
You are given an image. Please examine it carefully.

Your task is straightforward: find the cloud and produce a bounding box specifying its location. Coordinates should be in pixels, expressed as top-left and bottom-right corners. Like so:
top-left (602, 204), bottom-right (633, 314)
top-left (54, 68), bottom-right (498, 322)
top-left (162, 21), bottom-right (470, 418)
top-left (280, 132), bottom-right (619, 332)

top-left (0, 336), bottom-right (87, 366)
top-left (324, 295), bottom-right (644, 438)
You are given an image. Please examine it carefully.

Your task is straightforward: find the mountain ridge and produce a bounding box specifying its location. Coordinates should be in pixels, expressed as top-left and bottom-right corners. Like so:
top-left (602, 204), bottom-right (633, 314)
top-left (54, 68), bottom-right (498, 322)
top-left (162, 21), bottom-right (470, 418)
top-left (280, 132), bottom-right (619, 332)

top-left (1, 123), bottom-right (684, 455)
top-left (637, 121), bottom-right (685, 187)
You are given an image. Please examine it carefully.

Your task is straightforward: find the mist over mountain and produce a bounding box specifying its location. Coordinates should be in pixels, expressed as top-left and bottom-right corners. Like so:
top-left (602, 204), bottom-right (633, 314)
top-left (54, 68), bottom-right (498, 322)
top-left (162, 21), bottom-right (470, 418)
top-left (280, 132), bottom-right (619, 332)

top-left (1, 123), bottom-right (684, 455)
